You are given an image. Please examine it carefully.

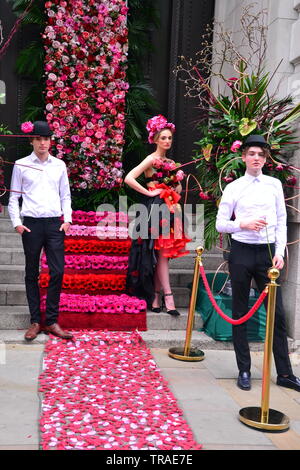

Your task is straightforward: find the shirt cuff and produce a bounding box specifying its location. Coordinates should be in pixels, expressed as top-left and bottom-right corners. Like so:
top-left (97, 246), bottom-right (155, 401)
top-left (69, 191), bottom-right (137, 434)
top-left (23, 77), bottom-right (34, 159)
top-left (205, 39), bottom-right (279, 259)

top-left (63, 214), bottom-right (72, 224)
top-left (12, 218), bottom-right (22, 228)
top-left (231, 219), bottom-right (241, 233)
top-left (275, 248), bottom-right (285, 258)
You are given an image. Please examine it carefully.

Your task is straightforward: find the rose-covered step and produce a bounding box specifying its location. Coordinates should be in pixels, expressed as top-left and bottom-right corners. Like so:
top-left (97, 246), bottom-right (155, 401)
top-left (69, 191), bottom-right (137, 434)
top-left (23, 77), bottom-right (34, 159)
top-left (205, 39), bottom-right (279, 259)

top-left (40, 293), bottom-right (146, 315)
top-left (38, 211), bottom-right (147, 330)
top-left (64, 238), bottom-right (131, 254)
top-left (39, 273), bottom-right (126, 293)
top-left (71, 211), bottom-right (129, 226)
top-left (41, 253), bottom-right (128, 273)
top-left (40, 293), bottom-right (147, 331)
top-left (66, 225), bottom-right (128, 239)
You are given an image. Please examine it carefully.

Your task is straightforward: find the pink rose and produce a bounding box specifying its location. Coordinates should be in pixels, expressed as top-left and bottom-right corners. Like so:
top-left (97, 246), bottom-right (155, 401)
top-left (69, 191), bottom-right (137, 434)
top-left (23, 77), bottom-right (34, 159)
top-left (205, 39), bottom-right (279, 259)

top-left (21, 121), bottom-right (34, 133)
top-left (287, 175), bottom-right (297, 185)
top-left (175, 170), bottom-right (185, 181)
top-left (230, 140), bottom-right (243, 153)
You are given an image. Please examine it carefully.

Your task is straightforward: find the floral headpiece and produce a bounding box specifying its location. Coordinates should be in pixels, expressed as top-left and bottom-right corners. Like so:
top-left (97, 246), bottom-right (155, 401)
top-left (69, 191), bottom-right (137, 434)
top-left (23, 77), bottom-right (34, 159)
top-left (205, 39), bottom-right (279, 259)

top-left (21, 120), bottom-right (53, 136)
top-left (21, 121), bottom-right (34, 134)
top-left (146, 115), bottom-right (175, 144)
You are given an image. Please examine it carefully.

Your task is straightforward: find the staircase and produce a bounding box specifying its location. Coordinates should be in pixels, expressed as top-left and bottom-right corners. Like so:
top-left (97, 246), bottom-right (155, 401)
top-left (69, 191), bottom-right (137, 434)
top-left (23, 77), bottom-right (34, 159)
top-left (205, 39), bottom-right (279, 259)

top-left (0, 206), bottom-right (225, 347)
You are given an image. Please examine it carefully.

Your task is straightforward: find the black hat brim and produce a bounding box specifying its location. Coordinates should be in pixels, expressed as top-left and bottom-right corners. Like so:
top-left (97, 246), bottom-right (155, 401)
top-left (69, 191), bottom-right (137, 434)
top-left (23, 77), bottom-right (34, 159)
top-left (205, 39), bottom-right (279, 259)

top-left (240, 141), bottom-right (271, 150)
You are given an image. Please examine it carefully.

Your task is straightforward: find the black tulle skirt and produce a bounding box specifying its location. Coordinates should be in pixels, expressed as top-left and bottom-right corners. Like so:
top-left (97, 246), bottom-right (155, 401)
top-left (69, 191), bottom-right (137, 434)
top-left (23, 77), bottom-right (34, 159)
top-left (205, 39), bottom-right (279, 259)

top-left (126, 194), bottom-right (191, 308)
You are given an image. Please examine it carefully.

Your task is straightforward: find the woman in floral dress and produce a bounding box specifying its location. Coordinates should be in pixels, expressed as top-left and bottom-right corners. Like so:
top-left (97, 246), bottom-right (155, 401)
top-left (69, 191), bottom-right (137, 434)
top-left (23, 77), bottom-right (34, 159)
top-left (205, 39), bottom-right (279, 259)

top-left (124, 115), bottom-right (191, 316)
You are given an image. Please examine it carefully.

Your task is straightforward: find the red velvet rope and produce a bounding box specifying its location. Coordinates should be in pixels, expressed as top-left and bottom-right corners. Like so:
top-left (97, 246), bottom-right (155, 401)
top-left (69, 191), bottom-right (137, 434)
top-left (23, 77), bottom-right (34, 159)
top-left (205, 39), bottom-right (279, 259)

top-left (199, 264), bottom-right (268, 325)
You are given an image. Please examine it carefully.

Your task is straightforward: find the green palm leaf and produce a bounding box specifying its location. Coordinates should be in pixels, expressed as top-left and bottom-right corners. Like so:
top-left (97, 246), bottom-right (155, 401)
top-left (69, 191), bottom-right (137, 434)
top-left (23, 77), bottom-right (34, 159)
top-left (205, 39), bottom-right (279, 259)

top-left (275, 103), bottom-right (300, 129)
top-left (16, 41), bottom-right (44, 80)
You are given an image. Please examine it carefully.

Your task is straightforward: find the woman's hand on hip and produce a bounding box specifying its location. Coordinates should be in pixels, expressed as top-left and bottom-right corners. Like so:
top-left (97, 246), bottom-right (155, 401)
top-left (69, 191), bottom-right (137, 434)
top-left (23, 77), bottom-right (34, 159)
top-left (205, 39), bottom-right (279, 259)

top-left (148, 188), bottom-right (163, 197)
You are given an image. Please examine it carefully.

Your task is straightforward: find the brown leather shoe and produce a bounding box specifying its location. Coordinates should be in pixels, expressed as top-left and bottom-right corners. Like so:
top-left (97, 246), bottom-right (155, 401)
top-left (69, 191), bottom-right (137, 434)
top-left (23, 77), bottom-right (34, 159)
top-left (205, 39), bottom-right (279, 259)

top-left (24, 323), bottom-right (41, 341)
top-left (44, 323), bottom-right (73, 339)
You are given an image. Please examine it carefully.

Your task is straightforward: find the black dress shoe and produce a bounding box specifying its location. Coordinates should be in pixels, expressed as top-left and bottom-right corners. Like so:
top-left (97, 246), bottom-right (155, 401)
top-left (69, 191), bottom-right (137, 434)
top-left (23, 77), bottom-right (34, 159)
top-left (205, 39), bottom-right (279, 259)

top-left (237, 372), bottom-right (251, 390)
top-left (277, 375), bottom-right (300, 392)
top-left (151, 307), bottom-right (161, 313)
top-left (166, 309), bottom-right (180, 317)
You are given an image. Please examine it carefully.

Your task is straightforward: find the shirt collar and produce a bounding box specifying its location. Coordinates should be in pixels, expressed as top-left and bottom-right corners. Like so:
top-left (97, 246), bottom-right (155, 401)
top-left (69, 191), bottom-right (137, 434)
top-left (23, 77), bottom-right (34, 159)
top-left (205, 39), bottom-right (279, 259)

top-left (243, 171), bottom-right (264, 183)
top-left (30, 151), bottom-right (53, 164)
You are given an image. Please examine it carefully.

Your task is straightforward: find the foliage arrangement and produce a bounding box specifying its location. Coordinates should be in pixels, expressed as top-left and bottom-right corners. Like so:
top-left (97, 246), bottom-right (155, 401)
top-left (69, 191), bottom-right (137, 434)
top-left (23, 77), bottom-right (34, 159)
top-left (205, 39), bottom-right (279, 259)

top-left (177, 5), bottom-right (300, 249)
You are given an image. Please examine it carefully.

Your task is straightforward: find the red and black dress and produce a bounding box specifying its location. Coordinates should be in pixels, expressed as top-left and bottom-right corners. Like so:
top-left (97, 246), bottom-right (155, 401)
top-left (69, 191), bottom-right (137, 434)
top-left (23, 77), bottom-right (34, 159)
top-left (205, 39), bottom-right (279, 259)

top-left (126, 157), bottom-right (191, 308)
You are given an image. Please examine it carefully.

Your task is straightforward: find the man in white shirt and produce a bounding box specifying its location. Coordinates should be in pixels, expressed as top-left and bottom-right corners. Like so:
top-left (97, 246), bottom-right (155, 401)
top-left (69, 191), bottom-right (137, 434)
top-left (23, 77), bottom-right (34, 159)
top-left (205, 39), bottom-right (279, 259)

top-left (8, 121), bottom-right (73, 341)
top-left (216, 134), bottom-right (300, 392)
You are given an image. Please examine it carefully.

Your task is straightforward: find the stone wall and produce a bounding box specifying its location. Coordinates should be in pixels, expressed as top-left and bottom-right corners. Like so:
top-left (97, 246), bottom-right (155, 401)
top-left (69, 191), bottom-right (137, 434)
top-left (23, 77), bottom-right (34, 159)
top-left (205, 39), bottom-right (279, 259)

top-left (213, 0), bottom-right (300, 342)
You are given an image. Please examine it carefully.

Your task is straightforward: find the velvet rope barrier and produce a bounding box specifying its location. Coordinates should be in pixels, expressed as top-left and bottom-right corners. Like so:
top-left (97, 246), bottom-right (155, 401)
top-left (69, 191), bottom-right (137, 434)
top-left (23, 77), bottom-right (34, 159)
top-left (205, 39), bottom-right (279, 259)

top-left (199, 264), bottom-right (268, 325)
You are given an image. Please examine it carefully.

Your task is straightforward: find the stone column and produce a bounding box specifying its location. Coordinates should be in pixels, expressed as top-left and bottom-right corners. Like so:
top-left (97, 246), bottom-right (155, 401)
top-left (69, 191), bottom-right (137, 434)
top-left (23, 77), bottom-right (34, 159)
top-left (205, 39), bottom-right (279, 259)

top-left (279, 0), bottom-right (300, 344)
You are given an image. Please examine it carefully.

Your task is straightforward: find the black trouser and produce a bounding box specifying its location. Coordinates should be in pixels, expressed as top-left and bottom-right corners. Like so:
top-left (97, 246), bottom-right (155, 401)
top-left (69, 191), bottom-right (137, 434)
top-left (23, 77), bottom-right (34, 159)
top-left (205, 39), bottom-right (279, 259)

top-left (22, 217), bottom-right (65, 326)
top-left (228, 239), bottom-right (292, 376)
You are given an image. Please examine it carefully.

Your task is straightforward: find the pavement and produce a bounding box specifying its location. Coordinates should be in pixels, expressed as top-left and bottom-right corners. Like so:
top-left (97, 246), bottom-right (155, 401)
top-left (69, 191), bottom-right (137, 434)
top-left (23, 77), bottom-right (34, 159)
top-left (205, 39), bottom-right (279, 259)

top-left (0, 331), bottom-right (300, 451)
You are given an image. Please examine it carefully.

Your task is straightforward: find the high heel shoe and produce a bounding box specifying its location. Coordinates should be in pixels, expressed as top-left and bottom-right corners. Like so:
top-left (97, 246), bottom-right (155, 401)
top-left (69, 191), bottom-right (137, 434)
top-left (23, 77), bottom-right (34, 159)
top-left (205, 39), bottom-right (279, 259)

top-left (162, 292), bottom-right (180, 317)
top-left (151, 291), bottom-right (162, 313)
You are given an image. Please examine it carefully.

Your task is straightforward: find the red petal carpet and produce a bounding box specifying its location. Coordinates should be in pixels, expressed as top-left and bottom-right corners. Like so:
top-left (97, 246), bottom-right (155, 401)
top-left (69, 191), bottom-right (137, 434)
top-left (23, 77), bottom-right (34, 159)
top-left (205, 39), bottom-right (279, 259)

top-left (39, 331), bottom-right (202, 451)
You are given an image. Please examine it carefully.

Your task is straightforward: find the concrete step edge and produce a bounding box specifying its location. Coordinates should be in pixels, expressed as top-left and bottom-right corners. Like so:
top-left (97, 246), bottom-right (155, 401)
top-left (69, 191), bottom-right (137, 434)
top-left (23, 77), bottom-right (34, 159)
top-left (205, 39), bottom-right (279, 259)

top-left (0, 247), bottom-right (24, 252)
top-left (0, 329), bottom-right (266, 351)
top-left (0, 284), bottom-right (25, 290)
top-left (0, 284), bottom-right (192, 291)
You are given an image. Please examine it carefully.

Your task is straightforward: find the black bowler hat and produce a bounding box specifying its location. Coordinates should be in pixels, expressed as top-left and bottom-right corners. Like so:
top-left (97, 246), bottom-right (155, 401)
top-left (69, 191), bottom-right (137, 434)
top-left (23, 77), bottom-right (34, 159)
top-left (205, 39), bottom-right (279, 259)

top-left (240, 134), bottom-right (271, 150)
top-left (32, 121), bottom-right (53, 137)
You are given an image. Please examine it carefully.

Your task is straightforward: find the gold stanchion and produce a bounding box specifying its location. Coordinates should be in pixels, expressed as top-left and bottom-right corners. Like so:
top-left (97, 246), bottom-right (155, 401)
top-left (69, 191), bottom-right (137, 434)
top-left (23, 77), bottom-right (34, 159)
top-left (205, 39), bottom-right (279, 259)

top-left (239, 267), bottom-right (290, 432)
top-left (168, 246), bottom-right (205, 362)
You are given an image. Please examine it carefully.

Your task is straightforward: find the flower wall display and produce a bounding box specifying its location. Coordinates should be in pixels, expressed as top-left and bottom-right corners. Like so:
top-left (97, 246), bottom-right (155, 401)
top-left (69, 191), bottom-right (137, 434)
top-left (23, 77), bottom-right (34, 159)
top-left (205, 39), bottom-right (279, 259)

top-left (39, 211), bottom-right (146, 330)
top-left (39, 331), bottom-right (202, 450)
top-left (43, 0), bottom-right (129, 190)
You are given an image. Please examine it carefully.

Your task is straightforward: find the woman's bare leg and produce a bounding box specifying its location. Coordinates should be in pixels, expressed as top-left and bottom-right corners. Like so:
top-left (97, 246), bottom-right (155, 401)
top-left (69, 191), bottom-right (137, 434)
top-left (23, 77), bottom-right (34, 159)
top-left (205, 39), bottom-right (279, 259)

top-left (155, 253), bottom-right (176, 310)
top-left (152, 270), bottom-right (162, 309)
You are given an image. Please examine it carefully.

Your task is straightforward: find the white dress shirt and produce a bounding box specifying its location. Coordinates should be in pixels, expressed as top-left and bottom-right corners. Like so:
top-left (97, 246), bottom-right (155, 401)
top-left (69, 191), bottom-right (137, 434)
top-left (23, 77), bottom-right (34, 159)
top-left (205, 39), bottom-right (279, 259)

top-left (8, 152), bottom-right (72, 228)
top-left (216, 172), bottom-right (287, 257)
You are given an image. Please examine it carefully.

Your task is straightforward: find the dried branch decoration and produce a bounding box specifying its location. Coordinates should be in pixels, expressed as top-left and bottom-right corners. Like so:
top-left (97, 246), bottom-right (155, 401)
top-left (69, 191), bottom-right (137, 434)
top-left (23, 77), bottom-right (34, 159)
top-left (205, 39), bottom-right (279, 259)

top-left (176, 3), bottom-right (269, 108)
